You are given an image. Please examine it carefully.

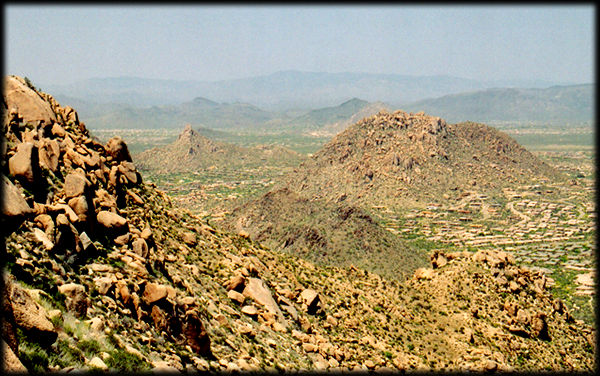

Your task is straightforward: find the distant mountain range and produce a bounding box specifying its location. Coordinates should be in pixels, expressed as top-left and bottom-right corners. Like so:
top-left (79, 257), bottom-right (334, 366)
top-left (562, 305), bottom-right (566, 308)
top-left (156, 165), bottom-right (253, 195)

top-left (45, 70), bottom-right (592, 132)
top-left (402, 84), bottom-right (594, 125)
top-left (43, 70), bottom-right (573, 111)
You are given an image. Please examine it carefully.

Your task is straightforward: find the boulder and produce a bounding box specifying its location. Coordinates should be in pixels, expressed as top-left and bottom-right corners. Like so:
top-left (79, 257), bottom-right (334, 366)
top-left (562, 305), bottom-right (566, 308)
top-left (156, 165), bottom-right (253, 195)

top-left (33, 228), bottom-right (54, 250)
top-left (1, 339), bottom-right (27, 372)
top-left (53, 213), bottom-right (81, 257)
top-left (132, 237), bottom-right (149, 258)
top-left (49, 203), bottom-right (80, 224)
top-left (414, 268), bottom-right (434, 280)
top-left (151, 305), bottom-right (169, 332)
top-left (118, 161), bottom-right (138, 184)
top-left (105, 136), bottom-right (132, 162)
top-left (95, 189), bottom-right (117, 210)
top-left (181, 231), bottom-right (197, 246)
top-left (97, 210), bottom-right (128, 232)
top-left (93, 276), bottom-right (115, 295)
top-left (68, 195), bottom-right (93, 223)
top-left (88, 356), bottom-right (108, 371)
top-left (5, 275), bottom-right (57, 346)
top-left (531, 312), bottom-right (550, 340)
top-left (1, 175), bottom-right (33, 234)
top-left (51, 123), bottom-right (66, 138)
top-left (142, 283), bottom-right (169, 305)
top-left (37, 138), bottom-right (60, 172)
top-left (241, 305), bottom-right (259, 317)
top-left (58, 283), bottom-right (89, 318)
top-left (299, 288), bottom-right (321, 314)
top-left (224, 275), bottom-right (246, 292)
top-left (3, 76), bottom-right (57, 125)
top-left (34, 213), bottom-right (54, 236)
top-left (227, 290), bottom-right (246, 304)
top-left (8, 142), bottom-right (40, 184)
top-left (184, 309), bottom-right (211, 356)
top-left (64, 171), bottom-right (90, 198)
top-left (242, 278), bottom-right (284, 322)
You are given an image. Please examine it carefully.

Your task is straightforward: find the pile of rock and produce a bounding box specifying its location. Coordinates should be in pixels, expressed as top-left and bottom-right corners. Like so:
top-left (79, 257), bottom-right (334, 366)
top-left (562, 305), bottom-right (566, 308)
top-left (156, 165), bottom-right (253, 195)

top-left (1, 75), bottom-right (212, 371)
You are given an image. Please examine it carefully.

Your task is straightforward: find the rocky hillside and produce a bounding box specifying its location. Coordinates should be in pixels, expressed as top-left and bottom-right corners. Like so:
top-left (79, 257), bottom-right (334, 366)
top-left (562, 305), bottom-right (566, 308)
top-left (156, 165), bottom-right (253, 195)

top-left (1, 76), bottom-right (595, 372)
top-left (134, 124), bottom-right (303, 174)
top-left (279, 110), bottom-right (563, 209)
top-left (229, 187), bottom-right (428, 281)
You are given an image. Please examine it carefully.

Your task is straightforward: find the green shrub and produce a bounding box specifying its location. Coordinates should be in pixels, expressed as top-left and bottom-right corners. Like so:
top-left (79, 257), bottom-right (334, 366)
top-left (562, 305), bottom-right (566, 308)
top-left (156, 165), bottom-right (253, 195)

top-left (77, 338), bottom-right (102, 357)
top-left (105, 350), bottom-right (150, 371)
top-left (19, 342), bottom-right (49, 373)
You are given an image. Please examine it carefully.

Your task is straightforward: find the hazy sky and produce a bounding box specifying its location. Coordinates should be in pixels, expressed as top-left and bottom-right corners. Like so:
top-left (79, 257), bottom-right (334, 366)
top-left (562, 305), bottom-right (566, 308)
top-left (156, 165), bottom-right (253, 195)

top-left (5, 5), bottom-right (595, 85)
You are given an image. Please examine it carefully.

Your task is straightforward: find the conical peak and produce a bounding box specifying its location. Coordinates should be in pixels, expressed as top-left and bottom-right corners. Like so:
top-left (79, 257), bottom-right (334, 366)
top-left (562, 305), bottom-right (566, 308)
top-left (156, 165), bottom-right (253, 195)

top-left (177, 124), bottom-right (198, 142)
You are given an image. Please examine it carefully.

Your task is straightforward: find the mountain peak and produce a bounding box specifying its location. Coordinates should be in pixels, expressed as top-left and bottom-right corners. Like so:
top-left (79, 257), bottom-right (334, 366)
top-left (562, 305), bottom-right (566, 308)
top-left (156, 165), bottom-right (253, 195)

top-left (177, 123), bottom-right (199, 143)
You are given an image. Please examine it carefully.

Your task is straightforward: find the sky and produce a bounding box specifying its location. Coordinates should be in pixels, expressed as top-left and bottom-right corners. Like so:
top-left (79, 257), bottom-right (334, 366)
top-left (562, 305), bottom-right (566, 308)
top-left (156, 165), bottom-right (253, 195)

top-left (5, 5), bottom-right (595, 86)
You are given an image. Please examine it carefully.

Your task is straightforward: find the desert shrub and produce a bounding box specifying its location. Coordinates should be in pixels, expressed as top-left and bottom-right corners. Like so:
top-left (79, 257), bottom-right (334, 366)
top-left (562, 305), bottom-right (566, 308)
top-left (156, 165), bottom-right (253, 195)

top-left (104, 350), bottom-right (150, 371)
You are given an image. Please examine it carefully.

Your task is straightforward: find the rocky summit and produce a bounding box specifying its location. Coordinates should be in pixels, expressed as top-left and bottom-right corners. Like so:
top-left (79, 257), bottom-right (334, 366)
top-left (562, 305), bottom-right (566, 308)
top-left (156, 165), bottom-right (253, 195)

top-left (282, 109), bottom-right (562, 209)
top-left (135, 123), bottom-right (302, 175)
top-left (1, 76), bottom-right (595, 372)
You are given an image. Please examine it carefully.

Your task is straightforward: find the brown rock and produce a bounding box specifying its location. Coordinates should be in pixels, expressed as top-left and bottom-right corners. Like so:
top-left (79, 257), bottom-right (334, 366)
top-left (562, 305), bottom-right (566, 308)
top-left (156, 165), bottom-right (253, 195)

top-left (182, 231), bottom-right (197, 246)
top-left (516, 309), bottom-right (530, 325)
top-left (118, 161), bottom-right (138, 184)
top-left (108, 165), bottom-right (119, 187)
top-left (105, 136), bottom-right (132, 162)
top-left (531, 312), bottom-right (550, 340)
top-left (299, 288), bottom-right (321, 314)
top-left (64, 171), bottom-right (90, 198)
top-left (114, 232), bottom-right (131, 246)
top-left (5, 275), bottom-right (57, 346)
top-left (3, 76), bottom-right (57, 125)
top-left (9, 142), bottom-right (39, 183)
top-left (184, 309), bottom-right (211, 356)
top-left (142, 283), bottom-right (169, 305)
top-left (241, 305), bottom-right (259, 317)
top-left (58, 283), bottom-right (89, 318)
top-left (95, 189), bottom-right (117, 210)
top-left (151, 305), bottom-right (169, 332)
top-left (97, 210), bottom-right (128, 232)
top-left (127, 189), bottom-right (144, 205)
top-left (68, 195), bottom-right (92, 223)
top-left (49, 203), bottom-right (80, 224)
top-left (227, 290), bottom-right (246, 304)
top-left (116, 281), bottom-right (131, 306)
top-left (33, 228), bottom-right (54, 250)
top-left (51, 123), bottom-right (66, 138)
top-left (431, 251), bottom-right (448, 269)
top-left (132, 237), bottom-right (149, 258)
top-left (414, 268), bottom-right (434, 280)
top-left (79, 231), bottom-right (97, 254)
top-left (37, 138), bottom-right (60, 172)
top-left (1, 339), bottom-right (27, 372)
top-left (242, 278), bottom-right (284, 322)
top-left (224, 275), bottom-right (246, 292)
top-left (1, 175), bottom-right (33, 233)
top-left (94, 276), bottom-right (115, 295)
top-left (503, 301), bottom-right (518, 317)
top-left (34, 213), bottom-right (54, 235)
